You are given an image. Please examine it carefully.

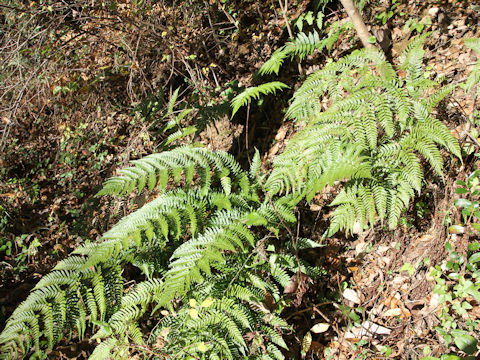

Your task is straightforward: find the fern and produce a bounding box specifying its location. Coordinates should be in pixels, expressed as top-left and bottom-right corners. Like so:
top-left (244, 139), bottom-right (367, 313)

top-left (267, 35), bottom-right (460, 235)
top-left (3, 26), bottom-right (466, 360)
top-left (0, 142), bottom-right (313, 359)
top-left (464, 38), bottom-right (480, 95)
top-left (259, 31), bottom-right (325, 76)
top-left (90, 230), bottom-right (321, 360)
top-left (231, 82), bottom-right (289, 117)
top-left (258, 20), bottom-right (353, 76)
top-left (96, 146), bottom-right (250, 197)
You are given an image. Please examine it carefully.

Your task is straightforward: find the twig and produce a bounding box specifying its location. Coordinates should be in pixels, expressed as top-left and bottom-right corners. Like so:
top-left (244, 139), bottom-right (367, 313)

top-left (285, 301), bottom-right (332, 320)
top-left (254, 171), bottom-right (303, 277)
top-left (277, 0), bottom-right (303, 75)
top-left (221, 5), bottom-right (239, 30)
top-left (466, 131), bottom-right (480, 148)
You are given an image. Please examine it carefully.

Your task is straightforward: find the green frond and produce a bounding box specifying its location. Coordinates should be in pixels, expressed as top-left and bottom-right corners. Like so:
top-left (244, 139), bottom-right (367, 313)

top-left (268, 34), bottom-right (460, 238)
top-left (424, 83), bottom-right (456, 111)
top-left (261, 326), bottom-right (288, 349)
top-left (249, 148), bottom-right (262, 180)
top-left (412, 103), bottom-right (461, 158)
top-left (259, 47), bottom-right (290, 76)
top-left (403, 132), bottom-right (444, 177)
top-left (398, 33), bottom-right (432, 98)
top-left (162, 125), bottom-right (197, 147)
top-left (398, 32), bottom-right (431, 71)
top-left (398, 149), bottom-right (423, 192)
top-left (375, 93), bottom-right (394, 137)
top-left (464, 38), bottom-right (480, 94)
top-left (465, 38), bottom-right (480, 54)
top-left (96, 146), bottom-right (249, 197)
top-left (153, 222), bottom-right (256, 308)
top-left (259, 31), bottom-right (325, 76)
top-left (259, 21), bottom-right (352, 76)
top-left (231, 82), bottom-right (289, 117)
top-left (88, 338), bottom-right (119, 360)
top-left (0, 158), bottom-right (260, 358)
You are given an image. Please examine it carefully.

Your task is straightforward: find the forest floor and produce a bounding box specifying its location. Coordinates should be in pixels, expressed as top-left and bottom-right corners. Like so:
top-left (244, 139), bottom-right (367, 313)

top-left (1, 0), bottom-right (480, 359)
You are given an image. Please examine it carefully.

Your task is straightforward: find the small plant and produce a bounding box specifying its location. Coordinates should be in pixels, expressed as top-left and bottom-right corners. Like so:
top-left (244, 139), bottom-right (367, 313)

top-left (0, 206), bottom-right (11, 256)
top-left (257, 23), bottom-right (353, 76)
top-left (11, 235), bottom-right (41, 273)
top-left (294, 11), bottom-right (324, 32)
top-left (429, 241), bottom-right (480, 357)
top-left (374, 0), bottom-right (399, 25)
top-left (426, 170), bottom-right (480, 358)
top-left (404, 16), bottom-right (433, 34)
top-left (451, 169), bottom-right (480, 234)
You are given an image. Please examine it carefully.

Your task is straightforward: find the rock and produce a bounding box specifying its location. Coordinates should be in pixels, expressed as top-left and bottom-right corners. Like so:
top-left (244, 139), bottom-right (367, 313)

top-left (428, 7), bottom-right (439, 17)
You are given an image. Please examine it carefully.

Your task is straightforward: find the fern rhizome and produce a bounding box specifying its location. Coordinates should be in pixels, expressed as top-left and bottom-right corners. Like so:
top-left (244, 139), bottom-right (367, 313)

top-left (0, 34), bottom-right (463, 359)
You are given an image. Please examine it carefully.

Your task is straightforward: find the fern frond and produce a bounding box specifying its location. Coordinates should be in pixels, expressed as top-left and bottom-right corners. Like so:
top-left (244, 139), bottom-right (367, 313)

top-left (259, 21), bottom-right (352, 76)
top-left (464, 38), bottom-right (480, 94)
top-left (259, 31), bottom-right (325, 76)
top-left (424, 83), bottom-right (456, 111)
top-left (96, 146), bottom-right (249, 197)
top-left (0, 151), bottom-right (258, 358)
top-left (231, 82), bottom-right (289, 117)
top-left (259, 47), bottom-right (290, 76)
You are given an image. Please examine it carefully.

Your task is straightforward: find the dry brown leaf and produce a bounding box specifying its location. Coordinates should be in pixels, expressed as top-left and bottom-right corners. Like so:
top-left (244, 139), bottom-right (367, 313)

top-left (343, 288), bottom-right (360, 304)
top-left (383, 308), bottom-right (402, 317)
top-left (283, 276), bottom-right (298, 294)
top-left (469, 305), bottom-right (480, 319)
top-left (310, 322), bottom-right (330, 333)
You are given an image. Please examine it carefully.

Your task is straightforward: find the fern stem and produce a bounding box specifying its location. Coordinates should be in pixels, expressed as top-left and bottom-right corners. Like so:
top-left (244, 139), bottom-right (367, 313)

top-left (223, 236), bottom-right (273, 295)
top-left (255, 170), bottom-right (303, 276)
top-left (277, 0), bottom-right (302, 74)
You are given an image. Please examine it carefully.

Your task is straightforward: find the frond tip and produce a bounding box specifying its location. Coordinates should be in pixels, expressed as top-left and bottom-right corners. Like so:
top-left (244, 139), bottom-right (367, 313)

top-left (231, 82), bottom-right (289, 117)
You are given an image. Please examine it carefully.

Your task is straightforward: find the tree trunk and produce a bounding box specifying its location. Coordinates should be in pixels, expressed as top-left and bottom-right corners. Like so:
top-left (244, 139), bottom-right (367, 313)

top-left (340, 0), bottom-right (375, 49)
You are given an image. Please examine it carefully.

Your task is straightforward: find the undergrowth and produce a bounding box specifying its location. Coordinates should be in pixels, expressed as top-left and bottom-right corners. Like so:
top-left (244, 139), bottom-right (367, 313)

top-left (1, 28), bottom-right (478, 360)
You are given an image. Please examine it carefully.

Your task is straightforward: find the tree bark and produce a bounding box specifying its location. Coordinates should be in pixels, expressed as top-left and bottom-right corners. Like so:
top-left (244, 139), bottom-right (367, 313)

top-left (340, 0), bottom-right (375, 49)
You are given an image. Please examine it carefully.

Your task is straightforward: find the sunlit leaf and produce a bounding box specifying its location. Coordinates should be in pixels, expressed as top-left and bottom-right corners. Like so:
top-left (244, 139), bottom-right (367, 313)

top-left (201, 297), bottom-right (214, 308)
top-left (189, 308), bottom-right (199, 319)
top-left (301, 331), bottom-right (312, 356)
top-left (447, 225), bottom-right (465, 234)
top-left (310, 323), bottom-right (330, 333)
top-left (452, 329), bottom-right (477, 354)
top-left (197, 342), bottom-right (207, 352)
